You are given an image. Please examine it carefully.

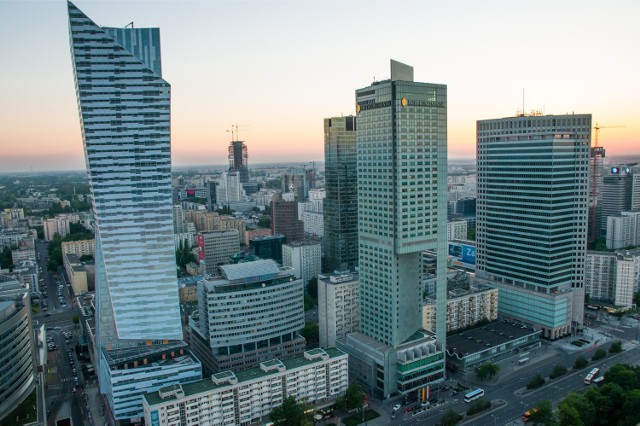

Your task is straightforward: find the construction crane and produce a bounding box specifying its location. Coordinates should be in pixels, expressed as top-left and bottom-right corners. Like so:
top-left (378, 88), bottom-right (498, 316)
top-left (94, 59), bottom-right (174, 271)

top-left (593, 123), bottom-right (625, 147)
top-left (588, 123), bottom-right (625, 244)
top-left (226, 124), bottom-right (251, 141)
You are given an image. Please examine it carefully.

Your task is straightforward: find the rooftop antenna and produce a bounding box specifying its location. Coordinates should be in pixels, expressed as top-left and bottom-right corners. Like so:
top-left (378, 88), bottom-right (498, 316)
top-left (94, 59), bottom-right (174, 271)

top-left (125, 21), bottom-right (134, 28)
top-left (522, 88), bottom-right (525, 117)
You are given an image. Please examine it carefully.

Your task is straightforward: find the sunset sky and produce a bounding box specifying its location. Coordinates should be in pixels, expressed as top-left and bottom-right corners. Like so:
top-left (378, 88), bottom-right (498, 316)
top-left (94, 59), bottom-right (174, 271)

top-left (0, 0), bottom-right (638, 173)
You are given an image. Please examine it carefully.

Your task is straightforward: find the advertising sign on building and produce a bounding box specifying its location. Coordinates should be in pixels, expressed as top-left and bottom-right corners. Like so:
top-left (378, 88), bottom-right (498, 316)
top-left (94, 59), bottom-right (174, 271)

top-left (448, 242), bottom-right (476, 266)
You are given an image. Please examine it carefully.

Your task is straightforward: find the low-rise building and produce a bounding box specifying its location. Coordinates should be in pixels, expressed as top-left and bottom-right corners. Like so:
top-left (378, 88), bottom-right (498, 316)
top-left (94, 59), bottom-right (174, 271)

top-left (190, 260), bottom-right (306, 376)
top-left (301, 210), bottom-right (324, 238)
top-left (445, 321), bottom-right (541, 373)
top-left (606, 211), bottom-right (640, 249)
top-left (197, 230), bottom-right (240, 276)
top-left (99, 343), bottom-right (203, 421)
top-left (43, 216), bottom-right (71, 241)
top-left (586, 248), bottom-right (640, 308)
top-left (447, 220), bottom-right (468, 241)
top-left (0, 276), bottom-right (37, 420)
top-left (282, 240), bottom-right (321, 286)
top-left (318, 272), bottom-right (359, 348)
top-left (64, 253), bottom-right (89, 294)
top-left (423, 281), bottom-right (498, 333)
top-left (250, 234), bottom-right (285, 265)
top-left (143, 348), bottom-right (348, 426)
top-left (11, 247), bottom-right (36, 264)
top-left (61, 239), bottom-right (95, 258)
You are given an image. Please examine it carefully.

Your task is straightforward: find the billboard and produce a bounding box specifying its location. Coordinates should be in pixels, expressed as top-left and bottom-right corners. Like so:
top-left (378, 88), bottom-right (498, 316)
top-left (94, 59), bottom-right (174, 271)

top-left (448, 242), bottom-right (476, 266)
top-left (198, 234), bottom-right (205, 261)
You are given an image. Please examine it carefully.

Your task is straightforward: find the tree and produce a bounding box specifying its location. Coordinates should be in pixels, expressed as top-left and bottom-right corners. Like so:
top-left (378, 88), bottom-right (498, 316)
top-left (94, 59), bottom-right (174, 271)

top-left (593, 348), bottom-right (607, 361)
top-left (265, 179), bottom-right (282, 191)
top-left (301, 322), bottom-right (319, 346)
top-left (466, 398), bottom-right (491, 415)
top-left (439, 409), bottom-right (463, 426)
top-left (604, 364), bottom-right (639, 390)
top-left (527, 374), bottom-right (545, 390)
top-left (269, 396), bottom-right (307, 426)
top-left (574, 356), bottom-right (589, 370)
top-left (306, 278), bottom-right (318, 301)
top-left (557, 392), bottom-right (595, 426)
top-left (467, 228), bottom-right (476, 241)
top-left (304, 292), bottom-right (316, 311)
top-left (529, 400), bottom-right (556, 426)
top-left (475, 362), bottom-right (500, 382)
top-left (550, 364), bottom-right (568, 379)
top-left (258, 215), bottom-right (271, 229)
top-left (0, 246), bottom-right (13, 270)
top-left (609, 341), bottom-right (623, 354)
top-left (337, 383), bottom-right (365, 411)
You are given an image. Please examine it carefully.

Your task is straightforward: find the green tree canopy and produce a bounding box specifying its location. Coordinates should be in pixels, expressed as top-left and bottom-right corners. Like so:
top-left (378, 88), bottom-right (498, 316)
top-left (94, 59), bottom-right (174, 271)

top-left (338, 383), bottom-right (365, 411)
top-left (609, 341), bottom-right (623, 353)
top-left (528, 400), bottom-right (556, 426)
top-left (574, 356), bottom-right (589, 370)
top-left (557, 392), bottom-right (594, 426)
top-left (269, 396), bottom-right (310, 426)
top-left (258, 215), bottom-right (271, 229)
top-left (439, 409), bottom-right (463, 426)
top-left (475, 362), bottom-right (500, 382)
top-left (301, 322), bottom-right (319, 346)
top-left (604, 364), bottom-right (639, 390)
top-left (592, 348), bottom-right (607, 361)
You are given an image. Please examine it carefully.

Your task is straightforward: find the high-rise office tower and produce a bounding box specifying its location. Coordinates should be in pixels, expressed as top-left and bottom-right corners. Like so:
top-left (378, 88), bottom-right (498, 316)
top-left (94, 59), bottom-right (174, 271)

top-left (270, 193), bottom-right (304, 243)
top-left (338, 60), bottom-right (447, 398)
top-left (323, 116), bottom-right (358, 272)
top-left (588, 146), bottom-right (605, 243)
top-left (600, 167), bottom-right (636, 237)
top-left (68, 2), bottom-right (201, 420)
top-left (476, 113), bottom-right (590, 339)
top-left (228, 141), bottom-right (249, 184)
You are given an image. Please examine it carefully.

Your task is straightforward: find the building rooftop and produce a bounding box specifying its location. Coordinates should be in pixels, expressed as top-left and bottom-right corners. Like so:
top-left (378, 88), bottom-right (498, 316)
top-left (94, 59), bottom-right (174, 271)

top-left (219, 259), bottom-right (280, 281)
top-left (283, 240), bottom-right (321, 248)
top-left (250, 234), bottom-right (285, 242)
top-left (144, 348), bottom-right (347, 407)
top-left (318, 272), bottom-right (359, 285)
top-left (446, 321), bottom-right (539, 358)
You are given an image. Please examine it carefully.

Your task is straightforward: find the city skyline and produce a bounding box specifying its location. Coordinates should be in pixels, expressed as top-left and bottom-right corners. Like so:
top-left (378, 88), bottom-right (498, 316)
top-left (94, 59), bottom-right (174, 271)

top-left (1, 0), bottom-right (639, 173)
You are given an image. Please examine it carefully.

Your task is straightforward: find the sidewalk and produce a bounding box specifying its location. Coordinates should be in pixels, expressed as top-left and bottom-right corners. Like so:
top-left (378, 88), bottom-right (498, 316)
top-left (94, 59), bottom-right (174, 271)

top-left (84, 383), bottom-right (109, 426)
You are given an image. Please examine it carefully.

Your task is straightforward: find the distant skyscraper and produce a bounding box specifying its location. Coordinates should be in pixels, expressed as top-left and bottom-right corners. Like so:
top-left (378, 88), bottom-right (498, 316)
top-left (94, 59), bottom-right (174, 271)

top-left (600, 167), bottom-right (635, 238)
top-left (68, 2), bottom-right (201, 420)
top-left (271, 193), bottom-right (304, 243)
top-left (323, 116), bottom-right (358, 272)
top-left (228, 141), bottom-right (249, 184)
top-left (338, 60), bottom-right (448, 398)
top-left (588, 146), bottom-right (605, 243)
top-left (476, 113), bottom-right (590, 339)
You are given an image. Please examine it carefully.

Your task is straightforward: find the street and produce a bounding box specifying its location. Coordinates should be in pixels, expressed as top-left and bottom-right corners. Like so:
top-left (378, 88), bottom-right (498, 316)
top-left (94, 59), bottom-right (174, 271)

top-left (365, 327), bottom-right (640, 426)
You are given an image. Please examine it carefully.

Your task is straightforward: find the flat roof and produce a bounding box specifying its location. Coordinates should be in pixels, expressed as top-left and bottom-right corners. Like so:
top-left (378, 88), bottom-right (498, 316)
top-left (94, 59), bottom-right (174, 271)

top-left (219, 259), bottom-right (280, 281)
top-left (144, 348), bottom-right (346, 407)
top-left (446, 321), bottom-right (539, 358)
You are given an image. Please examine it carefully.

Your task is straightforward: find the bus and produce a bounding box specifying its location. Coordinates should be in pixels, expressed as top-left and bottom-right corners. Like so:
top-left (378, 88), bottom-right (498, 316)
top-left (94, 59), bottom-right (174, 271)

top-left (584, 367), bottom-right (600, 384)
top-left (464, 388), bottom-right (485, 402)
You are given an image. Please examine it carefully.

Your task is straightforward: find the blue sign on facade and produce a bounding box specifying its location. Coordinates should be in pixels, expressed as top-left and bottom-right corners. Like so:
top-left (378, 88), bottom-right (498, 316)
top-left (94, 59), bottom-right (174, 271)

top-left (448, 242), bottom-right (476, 265)
top-left (150, 410), bottom-right (160, 426)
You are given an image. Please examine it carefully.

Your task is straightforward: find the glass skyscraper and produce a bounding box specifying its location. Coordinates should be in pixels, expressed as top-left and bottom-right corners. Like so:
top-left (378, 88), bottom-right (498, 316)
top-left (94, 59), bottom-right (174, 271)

top-left (68, 2), bottom-right (201, 420)
top-left (323, 116), bottom-right (358, 272)
top-left (476, 114), bottom-right (590, 339)
top-left (338, 61), bottom-right (447, 398)
top-left (228, 140), bottom-right (249, 184)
